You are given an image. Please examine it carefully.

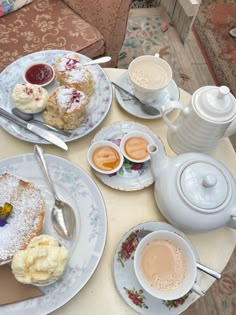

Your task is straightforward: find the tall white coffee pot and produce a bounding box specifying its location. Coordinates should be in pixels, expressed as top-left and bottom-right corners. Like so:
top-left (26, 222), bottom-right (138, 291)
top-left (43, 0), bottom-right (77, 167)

top-left (161, 85), bottom-right (236, 155)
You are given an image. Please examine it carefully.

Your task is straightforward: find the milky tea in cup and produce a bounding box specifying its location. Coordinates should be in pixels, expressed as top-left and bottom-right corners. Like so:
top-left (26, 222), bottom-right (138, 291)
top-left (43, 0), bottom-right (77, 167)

top-left (134, 230), bottom-right (203, 300)
top-left (128, 55), bottom-right (172, 104)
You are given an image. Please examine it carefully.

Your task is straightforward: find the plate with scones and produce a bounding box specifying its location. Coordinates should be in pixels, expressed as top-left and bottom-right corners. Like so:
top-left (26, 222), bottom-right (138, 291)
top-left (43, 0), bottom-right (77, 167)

top-left (0, 153), bottom-right (107, 315)
top-left (0, 50), bottom-right (112, 144)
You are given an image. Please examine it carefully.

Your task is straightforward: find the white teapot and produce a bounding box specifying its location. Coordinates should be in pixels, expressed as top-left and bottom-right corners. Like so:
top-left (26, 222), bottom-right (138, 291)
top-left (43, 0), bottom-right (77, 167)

top-left (161, 85), bottom-right (236, 155)
top-left (148, 141), bottom-right (236, 232)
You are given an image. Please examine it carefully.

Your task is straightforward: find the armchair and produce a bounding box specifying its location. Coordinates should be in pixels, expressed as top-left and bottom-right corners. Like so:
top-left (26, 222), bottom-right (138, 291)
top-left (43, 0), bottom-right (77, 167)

top-left (0, 0), bottom-right (132, 72)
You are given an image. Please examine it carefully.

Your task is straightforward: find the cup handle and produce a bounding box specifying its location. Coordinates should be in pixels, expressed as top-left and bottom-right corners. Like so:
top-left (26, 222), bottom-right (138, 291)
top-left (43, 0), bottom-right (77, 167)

top-left (192, 283), bottom-right (206, 296)
top-left (161, 100), bottom-right (183, 132)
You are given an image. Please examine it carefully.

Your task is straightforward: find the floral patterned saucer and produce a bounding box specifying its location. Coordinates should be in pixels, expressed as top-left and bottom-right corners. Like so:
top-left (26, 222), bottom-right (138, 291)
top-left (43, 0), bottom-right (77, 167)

top-left (115, 71), bottom-right (180, 120)
top-left (91, 121), bottom-right (163, 191)
top-left (113, 221), bottom-right (200, 315)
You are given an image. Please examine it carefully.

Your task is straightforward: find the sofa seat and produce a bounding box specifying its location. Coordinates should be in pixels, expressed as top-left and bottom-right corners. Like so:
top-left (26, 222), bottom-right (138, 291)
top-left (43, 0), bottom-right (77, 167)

top-left (0, 0), bottom-right (105, 72)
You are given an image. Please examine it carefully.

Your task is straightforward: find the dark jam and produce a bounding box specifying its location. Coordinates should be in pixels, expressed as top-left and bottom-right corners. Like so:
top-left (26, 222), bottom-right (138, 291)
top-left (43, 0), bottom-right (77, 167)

top-left (25, 63), bottom-right (54, 85)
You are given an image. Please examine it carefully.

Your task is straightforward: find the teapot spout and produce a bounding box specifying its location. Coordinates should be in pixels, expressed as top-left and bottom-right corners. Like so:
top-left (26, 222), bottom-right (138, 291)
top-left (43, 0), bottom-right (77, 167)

top-left (148, 141), bottom-right (170, 180)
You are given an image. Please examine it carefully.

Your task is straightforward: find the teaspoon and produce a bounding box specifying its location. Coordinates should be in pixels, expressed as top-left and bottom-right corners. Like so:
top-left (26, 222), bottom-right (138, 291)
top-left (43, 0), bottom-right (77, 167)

top-left (83, 56), bottom-right (111, 66)
top-left (34, 145), bottom-right (76, 239)
top-left (112, 81), bottom-right (160, 116)
top-left (137, 229), bottom-right (221, 280)
top-left (12, 108), bottom-right (72, 137)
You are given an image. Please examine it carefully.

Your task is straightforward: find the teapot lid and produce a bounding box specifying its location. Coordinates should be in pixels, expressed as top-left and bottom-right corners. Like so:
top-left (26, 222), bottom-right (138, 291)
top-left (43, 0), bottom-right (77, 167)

top-left (194, 86), bottom-right (236, 122)
top-left (179, 161), bottom-right (230, 211)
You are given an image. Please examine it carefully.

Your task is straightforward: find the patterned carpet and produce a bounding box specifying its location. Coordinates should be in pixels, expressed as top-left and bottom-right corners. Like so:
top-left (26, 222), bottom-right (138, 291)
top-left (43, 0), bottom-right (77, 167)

top-left (118, 8), bottom-right (199, 95)
top-left (193, 0), bottom-right (236, 97)
top-left (118, 6), bottom-right (236, 315)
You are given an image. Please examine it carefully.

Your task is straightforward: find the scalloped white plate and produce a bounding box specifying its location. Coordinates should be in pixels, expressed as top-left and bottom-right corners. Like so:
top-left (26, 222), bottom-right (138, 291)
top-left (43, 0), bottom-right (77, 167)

top-left (113, 221), bottom-right (200, 315)
top-left (90, 121), bottom-right (163, 191)
top-left (0, 50), bottom-right (112, 144)
top-left (0, 154), bottom-right (107, 315)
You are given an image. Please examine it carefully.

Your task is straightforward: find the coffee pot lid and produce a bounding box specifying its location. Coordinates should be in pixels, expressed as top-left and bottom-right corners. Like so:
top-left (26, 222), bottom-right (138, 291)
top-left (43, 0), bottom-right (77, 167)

top-left (179, 161), bottom-right (229, 211)
top-left (194, 86), bottom-right (236, 122)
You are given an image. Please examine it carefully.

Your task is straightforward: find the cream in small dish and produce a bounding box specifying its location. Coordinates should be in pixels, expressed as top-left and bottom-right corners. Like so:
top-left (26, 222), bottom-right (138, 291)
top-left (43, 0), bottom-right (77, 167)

top-left (87, 140), bottom-right (124, 175)
top-left (23, 62), bottom-right (55, 87)
top-left (120, 131), bottom-right (153, 163)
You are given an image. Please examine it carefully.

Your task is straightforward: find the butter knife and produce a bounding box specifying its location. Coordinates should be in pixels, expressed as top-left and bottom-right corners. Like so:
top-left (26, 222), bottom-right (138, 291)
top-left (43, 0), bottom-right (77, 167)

top-left (0, 108), bottom-right (68, 151)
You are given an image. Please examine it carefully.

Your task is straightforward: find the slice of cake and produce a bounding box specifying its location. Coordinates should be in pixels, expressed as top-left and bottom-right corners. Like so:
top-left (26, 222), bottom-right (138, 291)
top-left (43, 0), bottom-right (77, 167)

top-left (0, 173), bottom-right (45, 265)
top-left (43, 85), bottom-right (89, 130)
top-left (54, 53), bottom-right (94, 96)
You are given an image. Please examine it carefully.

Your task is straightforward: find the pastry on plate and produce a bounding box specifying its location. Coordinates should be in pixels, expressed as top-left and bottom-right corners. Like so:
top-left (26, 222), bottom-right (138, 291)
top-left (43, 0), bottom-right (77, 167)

top-left (54, 53), bottom-right (94, 96)
top-left (0, 173), bottom-right (45, 265)
top-left (43, 85), bottom-right (89, 130)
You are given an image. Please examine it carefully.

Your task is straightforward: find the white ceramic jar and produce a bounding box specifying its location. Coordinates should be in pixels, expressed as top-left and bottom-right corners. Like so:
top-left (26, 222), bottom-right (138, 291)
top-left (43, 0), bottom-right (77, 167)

top-left (161, 86), bottom-right (236, 155)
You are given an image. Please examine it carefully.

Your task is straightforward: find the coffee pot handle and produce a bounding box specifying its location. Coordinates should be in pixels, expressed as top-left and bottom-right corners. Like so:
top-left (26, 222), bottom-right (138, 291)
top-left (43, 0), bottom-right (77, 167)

top-left (161, 100), bottom-right (184, 131)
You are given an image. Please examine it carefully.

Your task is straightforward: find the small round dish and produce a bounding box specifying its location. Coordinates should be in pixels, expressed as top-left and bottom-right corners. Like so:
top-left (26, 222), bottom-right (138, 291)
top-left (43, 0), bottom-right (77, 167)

top-left (87, 140), bottom-right (124, 175)
top-left (120, 131), bottom-right (153, 163)
top-left (23, 62), bottom-right (55, 86)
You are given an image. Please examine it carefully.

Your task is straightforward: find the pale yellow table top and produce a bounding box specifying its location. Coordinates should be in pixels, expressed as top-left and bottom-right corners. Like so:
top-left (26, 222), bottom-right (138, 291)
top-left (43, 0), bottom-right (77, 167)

top-left (0, 68), bottom-right (235, 315)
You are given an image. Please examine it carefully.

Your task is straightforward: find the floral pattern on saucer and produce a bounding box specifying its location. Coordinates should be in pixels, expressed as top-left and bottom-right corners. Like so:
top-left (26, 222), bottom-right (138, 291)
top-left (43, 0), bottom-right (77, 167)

top-left (91, 121), bottom-right (163, 191)
top-left (115, 71), bottom-right (180, 120)
top-left (113, 221), bottom-right (200, 315)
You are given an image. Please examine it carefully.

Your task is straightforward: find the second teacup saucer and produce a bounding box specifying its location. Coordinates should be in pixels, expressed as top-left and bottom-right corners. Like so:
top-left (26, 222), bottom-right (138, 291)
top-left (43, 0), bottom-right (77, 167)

top-left (113, 221), bottom-right (200, 315)
top-left (115, 71), bottom-right (180, 120)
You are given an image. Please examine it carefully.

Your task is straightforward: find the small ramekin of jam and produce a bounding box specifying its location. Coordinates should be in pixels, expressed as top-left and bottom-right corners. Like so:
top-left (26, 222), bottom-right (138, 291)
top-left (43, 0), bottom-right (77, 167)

top-left (120, 131), bottom-right (154, 163)
top-left (87, 140), bottom-right (124, 175)
top-left (23, 62), bottom-right (55, 87)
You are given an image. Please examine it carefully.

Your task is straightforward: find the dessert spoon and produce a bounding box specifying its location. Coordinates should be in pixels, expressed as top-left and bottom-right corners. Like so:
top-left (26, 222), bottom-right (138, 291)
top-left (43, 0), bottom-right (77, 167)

top-left (12, 108), bottom-right (72, 137)
top-left (112, 81), bottom-right (160, 116)
top-left (34, 145), bottom-right (76, 239)
top-left (83, 56), bottom-right (111, 66)
top-left (137, 229), bottom-right (221, 280)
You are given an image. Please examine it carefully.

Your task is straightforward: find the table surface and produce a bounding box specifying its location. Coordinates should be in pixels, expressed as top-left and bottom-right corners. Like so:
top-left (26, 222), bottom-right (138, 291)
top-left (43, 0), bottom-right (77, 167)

top-left (0, 68), bottom-right (236, 315)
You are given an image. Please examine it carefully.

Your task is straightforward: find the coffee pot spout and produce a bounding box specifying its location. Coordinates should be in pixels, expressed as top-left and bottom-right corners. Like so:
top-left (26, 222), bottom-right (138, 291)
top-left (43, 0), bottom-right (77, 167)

top-left (148, 141), bottom-right (170, 180)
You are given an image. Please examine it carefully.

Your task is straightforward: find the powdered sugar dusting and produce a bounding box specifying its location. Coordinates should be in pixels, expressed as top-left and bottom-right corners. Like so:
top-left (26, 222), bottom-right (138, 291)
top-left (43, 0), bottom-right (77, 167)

top-left (56, 86), bottom-right (87, 113)
top-left (55, 54), bottom-right (92, 83)
top-left (0, 173), bottom-right (44, 264)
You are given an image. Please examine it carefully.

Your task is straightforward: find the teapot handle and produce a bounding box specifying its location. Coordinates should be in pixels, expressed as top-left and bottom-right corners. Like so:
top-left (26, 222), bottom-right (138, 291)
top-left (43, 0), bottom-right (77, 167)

top-left (226, 205), bottom-right (236, 229)
top-left (161, 100), bottom-right (184, 131)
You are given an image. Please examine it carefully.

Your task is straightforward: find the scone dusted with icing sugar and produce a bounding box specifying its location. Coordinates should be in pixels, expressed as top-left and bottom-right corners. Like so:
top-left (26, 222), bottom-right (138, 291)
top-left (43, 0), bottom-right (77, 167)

top-left (0, 173), bottom-right (45, 265)
top-left (54, 53), bottom-right (94, 96)
top-left (43, 85), bottom-right (89, 130)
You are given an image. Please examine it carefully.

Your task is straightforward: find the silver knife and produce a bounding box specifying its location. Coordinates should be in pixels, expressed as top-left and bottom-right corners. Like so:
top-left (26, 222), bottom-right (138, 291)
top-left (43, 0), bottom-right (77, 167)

top-left (0, 108), bottom-right (68, 151)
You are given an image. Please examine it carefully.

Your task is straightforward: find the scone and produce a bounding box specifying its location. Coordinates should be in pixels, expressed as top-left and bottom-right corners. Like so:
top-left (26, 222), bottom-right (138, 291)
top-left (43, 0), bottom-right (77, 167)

top-left (43, 85), bottom-right (89, 130)
top-left (54, 53), bottom-right (94, 96)
top-left (0, 173), bottom-right (45, 265)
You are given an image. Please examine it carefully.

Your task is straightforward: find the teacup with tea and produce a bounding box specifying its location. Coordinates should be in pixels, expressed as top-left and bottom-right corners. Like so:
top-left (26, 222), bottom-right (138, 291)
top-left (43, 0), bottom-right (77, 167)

top-left (128, 54), bottom-right (172, 105)
top-left (134, 230), bottom-right (205, 300)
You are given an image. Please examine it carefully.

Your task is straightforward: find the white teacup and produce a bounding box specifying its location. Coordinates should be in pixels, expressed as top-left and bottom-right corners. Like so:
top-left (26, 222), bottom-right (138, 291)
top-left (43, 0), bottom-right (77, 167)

top-left (134, 230), bottom-right (205, 300)
top-left (128, 54), bottom-right (172, 104)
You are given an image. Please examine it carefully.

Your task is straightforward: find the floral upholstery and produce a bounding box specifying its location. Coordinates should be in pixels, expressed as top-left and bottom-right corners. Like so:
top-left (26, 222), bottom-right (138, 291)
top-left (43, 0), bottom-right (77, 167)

top-left (0, 0), bottom-right (132, 72)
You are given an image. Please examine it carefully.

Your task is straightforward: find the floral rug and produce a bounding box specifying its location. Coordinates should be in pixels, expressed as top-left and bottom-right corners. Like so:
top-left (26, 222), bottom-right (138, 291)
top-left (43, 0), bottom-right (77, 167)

top-left (117, 8), bottom-right (199, 94)
top-left (193, 0), bottom-right (236, 96)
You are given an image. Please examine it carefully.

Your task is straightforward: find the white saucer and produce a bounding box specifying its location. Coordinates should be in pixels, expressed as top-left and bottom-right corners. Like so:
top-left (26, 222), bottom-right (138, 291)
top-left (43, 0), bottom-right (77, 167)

top-left (91, 121), bottom-right (163, 191)
top-left (113, 221), bottom-right (200, 315)
top-left (115, 71), bottom-right (180, 119)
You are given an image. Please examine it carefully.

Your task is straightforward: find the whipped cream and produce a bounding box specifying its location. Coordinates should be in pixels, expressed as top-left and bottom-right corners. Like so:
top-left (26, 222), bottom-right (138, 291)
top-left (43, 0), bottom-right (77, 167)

top-left (11, 83), bottom-right (48, 113)
top-left (11, 234), bottom-right (69, 285)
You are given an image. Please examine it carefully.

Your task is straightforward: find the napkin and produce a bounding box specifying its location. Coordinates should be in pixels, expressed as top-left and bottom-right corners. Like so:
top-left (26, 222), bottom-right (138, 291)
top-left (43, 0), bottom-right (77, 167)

top-left (0, 264), bottom-right (44, 306)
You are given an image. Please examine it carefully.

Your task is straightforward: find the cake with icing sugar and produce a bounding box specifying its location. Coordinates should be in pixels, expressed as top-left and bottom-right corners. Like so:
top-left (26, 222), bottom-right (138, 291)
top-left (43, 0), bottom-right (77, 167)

top-left (0, 173), bottom-right (45, 265)
top-left (54, 53), bottom-right (94, 96)
top-left (43, 85), bottom-right (89, 130)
